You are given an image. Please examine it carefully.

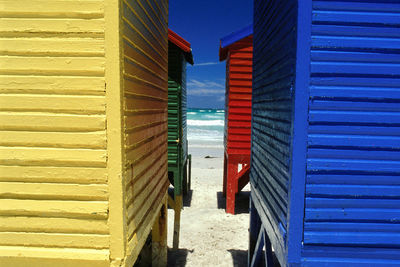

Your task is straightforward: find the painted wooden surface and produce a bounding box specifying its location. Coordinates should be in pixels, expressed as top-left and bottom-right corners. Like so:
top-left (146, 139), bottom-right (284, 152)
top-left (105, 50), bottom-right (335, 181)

top-left (251, 0), bottom-right (400, 266)
top-left (167, 29), bottom-right (193, 249)
top-left (122, 0), bottom-right (169, 265)
top-left (220, 29), bottom-right (253, 214)
top-left (0, 0), bottom-right (168, 266)
top-left (167, 42), bottom-right (188, 195)
top-left (251, 0), bottom-right (297, 261)
top-left (0, 1), bottom-right (109, 266)
top-left (302, 1), bottom-right (400, 265)
top-left (223, 37), bottom-right (253, 156)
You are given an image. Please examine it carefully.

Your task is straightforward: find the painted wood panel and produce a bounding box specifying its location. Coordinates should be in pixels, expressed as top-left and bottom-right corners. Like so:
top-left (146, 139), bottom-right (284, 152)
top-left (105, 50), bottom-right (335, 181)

top-left (121, 0), bottom-right (169, 265)
top-left (303, 1), bottom-right (400, 265)
top-left (224, 39), bottom-right (253, 155)
top-left (1, 0), bottom-right (168, 265)
top-left (0, 0), bottom-right (109, 266)
top-left (252, 0), bottom-right (400, 266)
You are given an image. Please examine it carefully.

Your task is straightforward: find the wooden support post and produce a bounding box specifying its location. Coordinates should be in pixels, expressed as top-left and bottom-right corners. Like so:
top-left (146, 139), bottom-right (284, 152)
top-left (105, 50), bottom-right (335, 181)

top-left (168, 194), bottom-right (175, 210)
top-left (249, 197), bottom-right (274, 267)
top-left (188, 154), bottom-right (192, 191)
top-left (183, 160), bottom-right (188, 196)
top-left (173, 194), bottom-right (183, 250)
top-left (226, 159), bottom-right (238, 214)
top-left (264, 229), bottom-right (274, 267)
top-left (250, 226), bottom-right (265, 267)
top-left (249, 198), bottom-right (261, 266)
top-left (223, 153), bottom-right (228, 197)
top-left (152, 195), bottom-right (168, 267)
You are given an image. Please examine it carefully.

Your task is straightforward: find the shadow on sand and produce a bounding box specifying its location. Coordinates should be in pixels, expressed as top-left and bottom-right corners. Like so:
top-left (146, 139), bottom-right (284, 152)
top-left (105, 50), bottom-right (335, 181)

top-left (228, 249), bottom-right (248, 267)
top-left (230, 248), bottom-right (281, 267)
top-left (183, 189), bottom-right (193, 207)
top-left (167, 248), bottom-right (194, 267)
top-left (216, 191), bottom-right (250, 214)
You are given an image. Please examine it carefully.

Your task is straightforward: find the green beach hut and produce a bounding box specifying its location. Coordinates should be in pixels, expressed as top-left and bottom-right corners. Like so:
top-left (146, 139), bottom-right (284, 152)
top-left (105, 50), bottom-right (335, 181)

top-left (167, 29), bottom-right (194, 249)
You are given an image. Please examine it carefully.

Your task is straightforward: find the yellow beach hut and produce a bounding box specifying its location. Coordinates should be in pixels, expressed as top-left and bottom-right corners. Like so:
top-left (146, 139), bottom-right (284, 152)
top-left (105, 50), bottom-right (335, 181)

top-left (0, 0), bottom-right (169, 266)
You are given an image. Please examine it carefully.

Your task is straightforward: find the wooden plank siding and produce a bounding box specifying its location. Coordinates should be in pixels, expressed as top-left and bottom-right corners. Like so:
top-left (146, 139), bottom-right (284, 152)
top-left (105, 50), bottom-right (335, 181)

top-left (0, 0), bottom-right (109, 266)
top-left (0, 0), bottom-right (168, 266)
top-left (225, 40), bottom-right (253, 155)
top-left (121, 0), bottom-right (169, 265)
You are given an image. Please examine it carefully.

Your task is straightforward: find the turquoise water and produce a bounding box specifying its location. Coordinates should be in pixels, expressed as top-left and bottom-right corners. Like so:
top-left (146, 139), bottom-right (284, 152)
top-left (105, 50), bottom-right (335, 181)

top-left (187, 108), bottom-right (224, 147)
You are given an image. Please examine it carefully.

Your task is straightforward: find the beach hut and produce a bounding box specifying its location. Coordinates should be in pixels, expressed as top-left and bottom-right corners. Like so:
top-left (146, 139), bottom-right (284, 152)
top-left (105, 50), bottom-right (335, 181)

top-left (249, 0), bottom-right (400, 266)
top-left (0, 1), bottom-right (169, 266)
top-left (167, 29), bottom-right (193, 249)
top-left (219, 25), bottom-right (253, 214)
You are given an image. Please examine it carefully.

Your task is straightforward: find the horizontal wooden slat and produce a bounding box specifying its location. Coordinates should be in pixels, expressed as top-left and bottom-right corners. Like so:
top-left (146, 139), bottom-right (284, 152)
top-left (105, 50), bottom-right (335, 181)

top-left (0, 95), bottom-right (105, 114)
top-left (0, 112), bottom-right (105, 131)
top-left (0, 246), bottom-right (109, 267)
top-left (0, 75), bottom-right (105, 95)
top-left (312, 10), bottom-right (400, 25)
top-left (0, 18), bottom-right (104, 35)
top-left (0, 166), bottom-right (107, 184)
top-left (0, 199), bottom-right (108, 219)
top-left (0, 56), bottom-right (104, 76)
top-left (0, 147), bottom-right (106, 167)
top-left (0, 232), bottom-right (109, 249)
top-left (0, 216), bottom-right (108, 234)
top-left (304, 231), bottom-right (400, 246)
top-left (0, 130), bottom-right (106, 149)
top-left (0, 0), bottom-right (104, 17)
top-left (0, 38), bottom-right (104, 56)
top-left (308, 134), bottom-right (400, 150)
top-left (0, 182), bottom-right (108, 200)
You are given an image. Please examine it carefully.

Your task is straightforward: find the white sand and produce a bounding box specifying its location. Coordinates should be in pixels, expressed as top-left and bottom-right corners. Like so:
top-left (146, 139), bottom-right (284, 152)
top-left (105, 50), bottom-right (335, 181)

top-left (167, 147), bottom-right (250, 267)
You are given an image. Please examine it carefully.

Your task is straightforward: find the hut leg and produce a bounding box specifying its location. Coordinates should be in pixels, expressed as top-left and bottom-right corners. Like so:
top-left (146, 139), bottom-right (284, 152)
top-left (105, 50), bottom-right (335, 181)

top-left (226, 160), bottom-right (237, 214)
top-left (172, 194), bottom-right (183, 250)
top-left (264, 231), bottom-right (274, 267)
top-left (249, 227), bottom-right (265, 267)
top-left (183, 160), bottom-right (188, 196)
top-left (248, 197), bottom-right (261, 266)
top-left (223, 154), bottom-right (228, 197)
top-left (188, 154), bottom-right (192, 191)
top-left (152, 195), bottom-right (168, 267)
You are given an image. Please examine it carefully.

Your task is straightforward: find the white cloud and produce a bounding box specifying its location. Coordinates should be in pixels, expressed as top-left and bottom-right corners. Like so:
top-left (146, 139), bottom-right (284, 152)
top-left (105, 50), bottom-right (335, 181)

top-left (193, 62), bottom-right (222, 66)
top-left (187, 79), bottom-right (224, 89)
top-left (187, 79), bottom-right (225, 96)
top-left (189, 89), bottom-right (225, 96)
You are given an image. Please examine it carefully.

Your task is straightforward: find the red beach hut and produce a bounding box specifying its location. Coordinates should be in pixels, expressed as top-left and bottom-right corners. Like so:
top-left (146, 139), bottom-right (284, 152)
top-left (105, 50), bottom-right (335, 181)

top-left (219, 25), bottom-right (253, 214)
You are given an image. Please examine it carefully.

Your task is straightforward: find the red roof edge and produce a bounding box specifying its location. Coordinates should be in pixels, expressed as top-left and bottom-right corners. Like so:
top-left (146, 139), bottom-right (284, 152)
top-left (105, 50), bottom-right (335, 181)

top-left (168, 29), bottom-right (194, 65)
top-left (168, 29), bottom-right (191, 52)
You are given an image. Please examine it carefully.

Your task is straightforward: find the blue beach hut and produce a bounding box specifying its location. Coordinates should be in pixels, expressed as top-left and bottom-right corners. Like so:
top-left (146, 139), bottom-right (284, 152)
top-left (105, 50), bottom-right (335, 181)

top-left (249, 0), bottom-right (400, 266)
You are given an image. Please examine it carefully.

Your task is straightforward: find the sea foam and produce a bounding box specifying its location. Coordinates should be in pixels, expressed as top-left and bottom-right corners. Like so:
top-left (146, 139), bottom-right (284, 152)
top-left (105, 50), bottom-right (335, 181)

top-left (187, 119), bottom-right (224, 126)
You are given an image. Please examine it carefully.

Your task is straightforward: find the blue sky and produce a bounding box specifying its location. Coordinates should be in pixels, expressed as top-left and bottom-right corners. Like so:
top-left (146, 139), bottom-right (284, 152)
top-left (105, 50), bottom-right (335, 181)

top-left (169, 0), bottom-right (253, 109)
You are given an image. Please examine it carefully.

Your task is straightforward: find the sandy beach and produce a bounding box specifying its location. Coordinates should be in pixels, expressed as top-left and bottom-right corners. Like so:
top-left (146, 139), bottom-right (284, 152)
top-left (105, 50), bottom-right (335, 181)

top-left (167, 145), bottom-right (250, 267)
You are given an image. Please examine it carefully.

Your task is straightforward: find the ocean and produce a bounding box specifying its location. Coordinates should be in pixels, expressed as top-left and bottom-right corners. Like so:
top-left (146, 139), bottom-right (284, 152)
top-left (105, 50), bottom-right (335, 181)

top-left (187, 108), bottom-right (224, 150)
